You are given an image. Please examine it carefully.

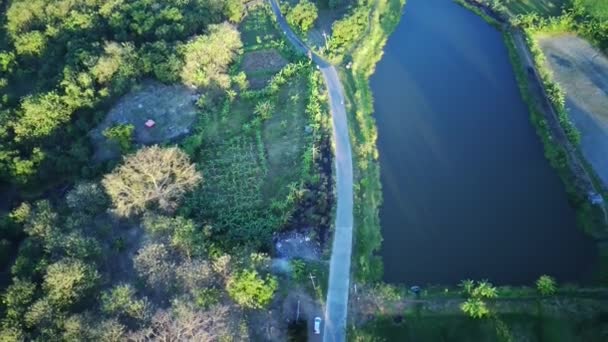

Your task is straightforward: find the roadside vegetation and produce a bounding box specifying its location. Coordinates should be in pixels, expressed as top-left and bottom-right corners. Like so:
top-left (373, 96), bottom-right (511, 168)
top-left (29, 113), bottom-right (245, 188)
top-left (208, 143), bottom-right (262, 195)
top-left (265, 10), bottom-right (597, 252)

top-left (349, 275), bottom-right (608, 341)
top-left (323, 0), bottom-right (406, 283)
top-left (0, 1), bottom-right (334, 340)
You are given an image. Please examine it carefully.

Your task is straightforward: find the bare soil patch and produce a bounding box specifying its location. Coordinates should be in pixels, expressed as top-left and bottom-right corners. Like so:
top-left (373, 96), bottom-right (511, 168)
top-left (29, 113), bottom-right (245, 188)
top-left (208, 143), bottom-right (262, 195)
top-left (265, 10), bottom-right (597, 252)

top-left (90, 80), bottom-right (199, 161)
top-left (241, 49), bottom-right (288, 89)
top-left (539, 34), bottom-right (608, 186)
top-left (274, 229), bottom-right (322, 261)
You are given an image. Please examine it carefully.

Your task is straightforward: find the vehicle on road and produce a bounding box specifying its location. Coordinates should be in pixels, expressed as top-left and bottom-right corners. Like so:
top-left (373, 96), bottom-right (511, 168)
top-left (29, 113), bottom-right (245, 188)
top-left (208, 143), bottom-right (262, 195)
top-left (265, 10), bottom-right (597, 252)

top-left (314, 317), bottom-right (322, 335)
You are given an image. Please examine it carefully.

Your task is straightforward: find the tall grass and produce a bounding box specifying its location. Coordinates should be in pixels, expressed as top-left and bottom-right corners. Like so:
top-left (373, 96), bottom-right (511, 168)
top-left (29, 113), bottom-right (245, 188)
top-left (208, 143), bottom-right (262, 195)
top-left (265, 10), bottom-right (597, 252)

top-left (333, 0), bottom-right (406, 282)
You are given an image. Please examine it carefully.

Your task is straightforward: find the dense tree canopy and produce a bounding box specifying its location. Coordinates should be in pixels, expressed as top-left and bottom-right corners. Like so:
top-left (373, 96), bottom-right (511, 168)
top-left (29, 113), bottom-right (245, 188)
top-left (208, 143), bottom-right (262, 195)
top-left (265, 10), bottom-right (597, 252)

top-left (0, 0), bottom-right (241, 188)
top-left (181, 23), bottom-right (243, 89)
top-left (287, 0), bottom-right (319, 33)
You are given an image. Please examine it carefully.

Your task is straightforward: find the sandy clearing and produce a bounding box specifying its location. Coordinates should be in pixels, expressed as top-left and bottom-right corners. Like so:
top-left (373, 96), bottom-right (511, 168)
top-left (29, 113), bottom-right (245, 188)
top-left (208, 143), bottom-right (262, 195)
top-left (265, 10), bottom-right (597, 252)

top-left (539, 34), bottom-right (608, 187)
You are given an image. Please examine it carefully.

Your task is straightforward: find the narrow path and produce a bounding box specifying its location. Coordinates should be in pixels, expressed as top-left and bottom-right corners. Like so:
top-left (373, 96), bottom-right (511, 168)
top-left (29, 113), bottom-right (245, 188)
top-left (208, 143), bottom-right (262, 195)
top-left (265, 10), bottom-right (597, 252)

top-left (266, 1), bottom-right (354, 341)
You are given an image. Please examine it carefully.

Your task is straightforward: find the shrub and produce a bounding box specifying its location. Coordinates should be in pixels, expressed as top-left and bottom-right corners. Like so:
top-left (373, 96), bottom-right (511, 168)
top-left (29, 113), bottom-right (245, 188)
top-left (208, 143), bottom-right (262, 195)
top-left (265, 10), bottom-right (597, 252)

top-left (460, 298), bottom-right (490, 319)
top-left (103, 124), bottom-right (135, 153)
top-left (227, 269), bottom-right (277, 309)
top-left (536, 275), bottom-right (557, 295)
top-left (287, 0), bottom-right (319, 33)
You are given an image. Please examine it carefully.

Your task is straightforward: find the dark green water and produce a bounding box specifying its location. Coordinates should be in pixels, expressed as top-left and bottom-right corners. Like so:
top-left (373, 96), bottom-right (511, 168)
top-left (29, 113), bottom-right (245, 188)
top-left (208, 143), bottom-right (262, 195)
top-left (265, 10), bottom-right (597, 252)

top-left (371, 0), bottom-right (597, 285)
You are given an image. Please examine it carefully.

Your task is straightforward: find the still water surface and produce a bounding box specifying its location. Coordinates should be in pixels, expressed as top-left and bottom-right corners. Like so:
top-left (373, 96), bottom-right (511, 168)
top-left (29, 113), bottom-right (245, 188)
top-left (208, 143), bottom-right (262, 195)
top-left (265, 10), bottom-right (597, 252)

top-left (372, 0), bottom-right (597, 285)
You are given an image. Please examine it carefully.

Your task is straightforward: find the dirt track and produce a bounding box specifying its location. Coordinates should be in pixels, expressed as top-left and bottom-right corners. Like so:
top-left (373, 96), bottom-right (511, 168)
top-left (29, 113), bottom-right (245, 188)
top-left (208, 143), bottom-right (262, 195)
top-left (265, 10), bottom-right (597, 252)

top-left (539, 34), bottom-right (608, 187)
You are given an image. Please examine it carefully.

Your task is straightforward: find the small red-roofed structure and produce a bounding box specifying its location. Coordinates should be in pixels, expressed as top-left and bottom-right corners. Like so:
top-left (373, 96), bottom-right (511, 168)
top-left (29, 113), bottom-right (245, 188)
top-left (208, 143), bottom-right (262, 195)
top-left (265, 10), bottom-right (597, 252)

top-left (145, 119), bottom-right (156, 128)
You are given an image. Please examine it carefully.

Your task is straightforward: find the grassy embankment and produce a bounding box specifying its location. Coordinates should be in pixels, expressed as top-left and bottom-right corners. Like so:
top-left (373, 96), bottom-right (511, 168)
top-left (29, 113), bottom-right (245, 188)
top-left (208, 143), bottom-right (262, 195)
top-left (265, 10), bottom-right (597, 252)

top-left (330, 0), bottom-right (406, 283)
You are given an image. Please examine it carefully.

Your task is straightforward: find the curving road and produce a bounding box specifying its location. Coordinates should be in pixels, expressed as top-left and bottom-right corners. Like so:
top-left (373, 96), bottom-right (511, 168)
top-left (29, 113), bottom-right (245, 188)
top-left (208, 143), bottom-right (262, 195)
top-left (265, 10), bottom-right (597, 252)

top-left (267, 1), bottom-right (354, 341)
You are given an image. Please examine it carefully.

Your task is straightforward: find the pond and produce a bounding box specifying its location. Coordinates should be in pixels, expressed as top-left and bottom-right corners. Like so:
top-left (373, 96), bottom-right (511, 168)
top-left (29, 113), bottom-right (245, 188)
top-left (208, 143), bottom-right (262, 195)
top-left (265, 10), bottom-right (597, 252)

top-left (371, 0), bottom-right (597, 285)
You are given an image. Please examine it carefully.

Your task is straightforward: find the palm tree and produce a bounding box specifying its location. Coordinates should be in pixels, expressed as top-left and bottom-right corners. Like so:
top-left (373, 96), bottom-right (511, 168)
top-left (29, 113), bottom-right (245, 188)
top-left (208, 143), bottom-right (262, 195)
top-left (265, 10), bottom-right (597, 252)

top-left (460, 298), bottom-right (489, 319)
top-left (459, 279), bottom-right (475, 296)
top-left (536, 275), bottom-right (557, 296)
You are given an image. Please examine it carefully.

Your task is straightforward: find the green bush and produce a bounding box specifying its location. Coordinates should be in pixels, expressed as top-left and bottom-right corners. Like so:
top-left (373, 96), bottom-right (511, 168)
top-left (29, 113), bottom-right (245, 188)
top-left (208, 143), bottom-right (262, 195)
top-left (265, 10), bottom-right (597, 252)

top-left (287, 0), bottom-right (319, 33)
top-left (103, 124), bottom-right (135, 153)
top-left (536, 275), bottom-right (557, 295)
top-left (227, 269), bottom-right (278, 309)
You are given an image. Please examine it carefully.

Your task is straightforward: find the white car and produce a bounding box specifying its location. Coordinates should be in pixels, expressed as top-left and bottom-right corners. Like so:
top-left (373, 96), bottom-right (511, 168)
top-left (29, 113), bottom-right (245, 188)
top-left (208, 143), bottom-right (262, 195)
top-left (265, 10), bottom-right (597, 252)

top-left (314, 317), bottom-right (322, 335)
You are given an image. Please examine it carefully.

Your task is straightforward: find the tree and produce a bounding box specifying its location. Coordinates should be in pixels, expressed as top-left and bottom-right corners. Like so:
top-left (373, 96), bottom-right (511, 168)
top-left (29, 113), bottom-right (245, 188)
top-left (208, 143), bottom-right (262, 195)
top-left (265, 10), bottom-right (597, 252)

top-left (460, 298), bottom-right (489, 319)
top-left (536, 275), bottom-right (557, 296)
top-left (176, 259), bottom-right (214, 293)
top-left (181, 22), bottom-right (242, 89)
top-left (55, 231), bottom-right (102, 261)
top-left (13, 92), bottom-right (72, 142)
top-left (101, 284), bottom-right (149, 321)
top-left (43, 259), bottom-right (100, 307)
top-left (225, 0), bottom-right (245, 23)
top-left (24, 297), bottom-right (56, 329)
top-left (23, 200), bottom-right (58, 249)
top-left (127, 301), bottom-right (231, 341)
top-left (287, 0), bottom-right (319, 33)
top-left (103, 124), bottom-right (135, 153)
top-left (459, 279), bottom-right (474, 296)
top-left (14, 31), bottom-right (47, 56)
top-left (66, 182), bottom-right (109, 215)
top-left (102, 146), bottom-right (202, 217)
top-left (91, 319), bottom-right (126, 342)
top-left (328, 8), bottom-right (367, 53)
top-left (2, 279), bottom-right (36, 326)
top-left (134, 243), bottom-right (175, 290)
top-left (227, 269), bottom-right (277, 309)
top-left (471, 280), bottom-right (497, 299)
top-left (142, 214), bottom-right (205, 259)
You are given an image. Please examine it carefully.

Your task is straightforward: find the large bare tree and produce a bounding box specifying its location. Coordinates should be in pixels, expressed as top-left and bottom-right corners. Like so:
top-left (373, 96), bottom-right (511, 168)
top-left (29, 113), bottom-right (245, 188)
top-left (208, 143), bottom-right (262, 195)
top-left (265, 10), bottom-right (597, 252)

top-left (102, 146), bottom-right (202, 217)
top-left (127, 301), bottom-right (232, 341)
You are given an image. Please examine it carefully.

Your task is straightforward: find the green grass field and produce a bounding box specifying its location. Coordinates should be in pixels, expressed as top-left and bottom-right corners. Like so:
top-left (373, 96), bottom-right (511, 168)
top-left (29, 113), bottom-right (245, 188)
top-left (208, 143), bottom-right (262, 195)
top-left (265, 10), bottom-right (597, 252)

top-left (583, 0), bottom-right (608, 19)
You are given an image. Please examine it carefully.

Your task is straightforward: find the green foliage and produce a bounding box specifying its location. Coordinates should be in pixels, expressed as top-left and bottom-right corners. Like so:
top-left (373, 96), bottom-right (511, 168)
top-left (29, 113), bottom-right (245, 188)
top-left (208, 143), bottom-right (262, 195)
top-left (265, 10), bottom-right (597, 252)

top-left (43, 258), bottom-right (100, 307)
top-left (2, 279), bottom-right (36, 326)
top-left (23, 200), bottom-right (58, 246)
top-left (65, 182), bottom-right (109, 215)
top-left (287, 0), bottom-right (319, 33)
top-left (194, 288), bottom-right (222, 309)
top-left (13, 92), bottom-right (73, 142)
top-left (143, 214), bottom-right (205, 258)
top-left (472, 281), bottom-right (498, 299)
top-left (227, 269), bottom-right (277, 309)
top-left (458, 280), bottom-right (497, 318)
top-left (536, 275), bottom-right (557, 295)
top-left (181, 23), bottom-right (243, 89)
top-left (225, 0), bottom-right (246, 23)
top-left (254, 100), bottom-right (275, 120)
top-left (103, 124), bottom-right (135, 153)
top-left (328, 7), bottom-right (369, 54)
top-left (459, 279), bottom-right (475, 296)
top-left (101, 284), bottom-right (148, 321)
top-left (133, 243), bottom-right (175, 290)
top-left (460, 298), bottom-right (490, 319)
